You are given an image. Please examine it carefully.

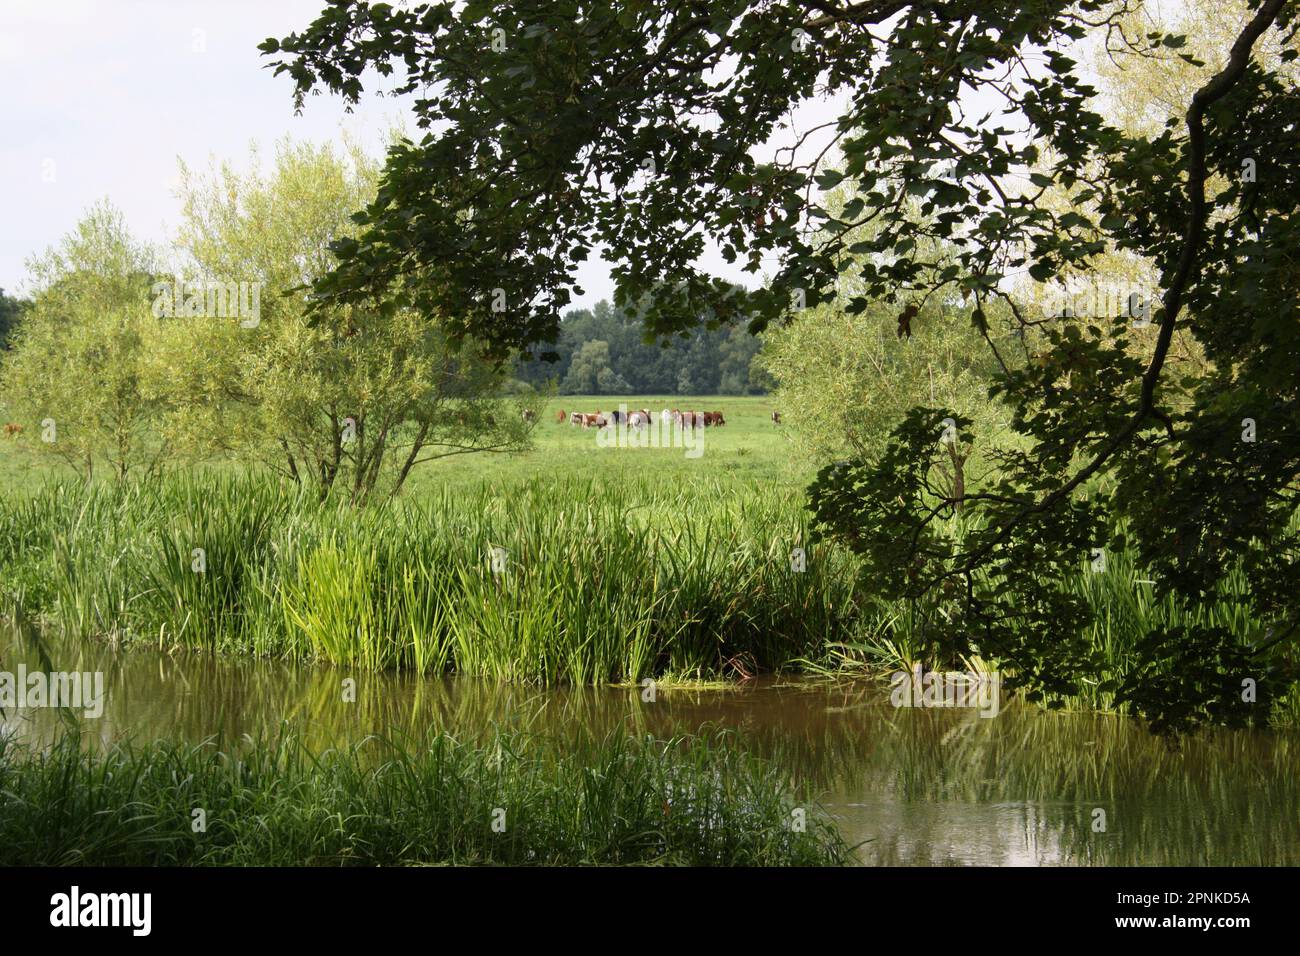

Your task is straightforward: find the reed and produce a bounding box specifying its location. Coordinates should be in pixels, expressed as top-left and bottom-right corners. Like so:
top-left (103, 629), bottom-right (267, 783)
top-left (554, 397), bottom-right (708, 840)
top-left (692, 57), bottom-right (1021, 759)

top-left (0, 474), bottom-right (858, 684)
top-left (0, 473), bottom-right (1291, 721)
top-left (0, 728), bottom-right (849, 866)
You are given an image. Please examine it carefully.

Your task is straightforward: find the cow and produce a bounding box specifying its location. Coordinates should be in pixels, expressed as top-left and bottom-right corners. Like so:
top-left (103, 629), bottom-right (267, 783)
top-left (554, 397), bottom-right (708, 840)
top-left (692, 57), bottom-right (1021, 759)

top-left (556, 409), bottom-right (567, 424)
top-left (771, 411), bottom-right (782, 425)
top-left (680, 410), bottom-right (700, 429)
top-left (570, 411), bottom-right (584, 427)
top-left (711, 411), bottom-right (725, 426)
top-left (522, 408), bottom-right (537, 423)
top-left (2, 423), bottom-right (22, 438)
top-left (628, 410), bottom-right (649, 430)
top-left (661, 408), bottom-right (673, 426)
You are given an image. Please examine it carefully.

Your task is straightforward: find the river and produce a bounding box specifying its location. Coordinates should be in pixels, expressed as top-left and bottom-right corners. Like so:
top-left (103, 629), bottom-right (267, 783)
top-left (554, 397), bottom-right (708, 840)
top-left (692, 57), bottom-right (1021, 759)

top-left (3, 623), bottom-right (1296, 865)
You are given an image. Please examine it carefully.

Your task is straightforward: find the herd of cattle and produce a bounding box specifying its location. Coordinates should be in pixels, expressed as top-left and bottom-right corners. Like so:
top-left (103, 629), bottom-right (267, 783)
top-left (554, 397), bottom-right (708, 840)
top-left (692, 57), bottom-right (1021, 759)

top-left (557, 408), bottom-right (728, 429)
top-left (5, 412), bottom-right (779, 437)
top-left (521, 408), bottom-right (784, 428)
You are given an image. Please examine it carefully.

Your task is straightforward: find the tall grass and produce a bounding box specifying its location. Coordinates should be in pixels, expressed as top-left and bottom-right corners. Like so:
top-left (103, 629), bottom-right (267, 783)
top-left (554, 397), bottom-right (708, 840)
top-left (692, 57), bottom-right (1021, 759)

top-left (0, 474), bottom-right (860, 684)
top-left (0, 473), bottom-right (1289, 720)
top-left (0, 728), bottom-right (849, 866)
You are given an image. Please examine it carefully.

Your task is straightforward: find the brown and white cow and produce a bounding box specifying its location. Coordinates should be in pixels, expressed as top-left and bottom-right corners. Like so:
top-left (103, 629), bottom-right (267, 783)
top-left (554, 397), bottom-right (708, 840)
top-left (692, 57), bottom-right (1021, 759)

top-left (771, 411), bottom-right (782, 425)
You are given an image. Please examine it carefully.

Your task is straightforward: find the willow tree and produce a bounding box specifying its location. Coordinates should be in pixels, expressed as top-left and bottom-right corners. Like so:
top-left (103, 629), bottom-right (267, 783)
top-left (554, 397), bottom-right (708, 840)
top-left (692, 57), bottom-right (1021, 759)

top-left (265, 1), bottom-right (1300, 729)
top-left (169, 138), bottom-right (533, 504)
top-left (0, 202), bottom-right (171, 482)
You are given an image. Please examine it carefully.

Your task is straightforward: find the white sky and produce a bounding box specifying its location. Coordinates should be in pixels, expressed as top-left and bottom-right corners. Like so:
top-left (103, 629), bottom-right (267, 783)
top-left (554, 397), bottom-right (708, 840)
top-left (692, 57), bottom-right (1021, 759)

top-left (1, 0), bottom-right (399, 296)
top-left (0, 0), bottom-right (851, 309)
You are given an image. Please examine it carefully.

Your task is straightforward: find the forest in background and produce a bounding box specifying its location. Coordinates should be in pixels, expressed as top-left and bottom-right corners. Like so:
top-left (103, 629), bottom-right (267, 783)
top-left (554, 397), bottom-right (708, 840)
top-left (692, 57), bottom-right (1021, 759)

top-left (512, 299), bottom-right (771, 395)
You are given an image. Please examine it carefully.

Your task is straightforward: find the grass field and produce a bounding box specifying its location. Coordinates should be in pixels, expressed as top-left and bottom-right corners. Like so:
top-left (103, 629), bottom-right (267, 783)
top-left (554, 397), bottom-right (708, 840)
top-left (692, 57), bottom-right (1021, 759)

top-left (410, 394), bottom-right (802, 492)
top-left (3, 392), bottom-right (1296, 724)
top-left (0, 394), bottom-right (803, 497)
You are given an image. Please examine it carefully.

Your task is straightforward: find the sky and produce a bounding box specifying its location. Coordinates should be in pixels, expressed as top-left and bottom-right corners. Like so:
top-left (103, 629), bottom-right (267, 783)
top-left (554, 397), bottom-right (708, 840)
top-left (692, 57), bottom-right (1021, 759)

top-left (0, 0), bottom-right (402, 297)
top-left (0, 0), bottom-right (853, 311)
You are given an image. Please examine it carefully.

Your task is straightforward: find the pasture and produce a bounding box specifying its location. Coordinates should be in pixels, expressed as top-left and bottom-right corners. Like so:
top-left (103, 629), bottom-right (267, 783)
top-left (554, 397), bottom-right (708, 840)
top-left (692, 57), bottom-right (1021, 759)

top-left (0, 394), bottom-right (800, 498)
top-left (412, 394), bottom-right (799, 492)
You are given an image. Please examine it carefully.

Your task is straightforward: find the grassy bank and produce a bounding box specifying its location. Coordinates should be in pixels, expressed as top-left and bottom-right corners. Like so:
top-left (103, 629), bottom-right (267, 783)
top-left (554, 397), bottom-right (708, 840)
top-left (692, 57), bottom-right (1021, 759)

top-left (0, 466), bottom-right (1291, 723)
top-left (0, 474), bottom-right (859, 684)
top-left (0, 728), bottom-right (848, 866)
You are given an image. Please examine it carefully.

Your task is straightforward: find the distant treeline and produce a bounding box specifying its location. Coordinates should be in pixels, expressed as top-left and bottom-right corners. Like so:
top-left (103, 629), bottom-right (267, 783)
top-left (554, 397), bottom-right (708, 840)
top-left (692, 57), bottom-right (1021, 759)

top-left (514, 300), bottom-right (772, 395)
top-left (0, 289), bottom-right (26, 351)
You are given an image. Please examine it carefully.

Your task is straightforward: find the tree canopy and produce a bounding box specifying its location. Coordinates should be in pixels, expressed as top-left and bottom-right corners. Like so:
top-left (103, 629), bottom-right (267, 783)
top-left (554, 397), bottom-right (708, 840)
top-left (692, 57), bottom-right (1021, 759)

top-left (264, 0), bottom-right (1300, 730)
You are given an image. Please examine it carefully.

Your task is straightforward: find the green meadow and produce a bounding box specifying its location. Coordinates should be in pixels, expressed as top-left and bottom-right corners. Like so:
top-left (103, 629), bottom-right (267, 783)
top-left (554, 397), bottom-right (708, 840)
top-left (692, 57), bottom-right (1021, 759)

top-left (1, 395), bottom-right (1294, 727)
top-left (384, 394), bottom-right (795, 492)
top-left (0, 394), bottom-right (796, 495)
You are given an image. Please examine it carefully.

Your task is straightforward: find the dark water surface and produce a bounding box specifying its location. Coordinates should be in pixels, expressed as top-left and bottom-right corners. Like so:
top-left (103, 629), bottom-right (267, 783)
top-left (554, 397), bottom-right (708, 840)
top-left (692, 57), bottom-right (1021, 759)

top-left (4, 624), bottom-right (1297, 865)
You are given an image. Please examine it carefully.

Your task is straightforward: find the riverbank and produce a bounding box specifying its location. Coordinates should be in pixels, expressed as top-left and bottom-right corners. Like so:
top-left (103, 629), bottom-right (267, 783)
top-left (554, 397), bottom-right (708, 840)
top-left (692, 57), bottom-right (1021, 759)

top-left (0, 727), bottom-right (847, 866)
top-left (2, 471), bottom-right (1295, 725)
top-left (5, 622), bottom-right (1300, 865)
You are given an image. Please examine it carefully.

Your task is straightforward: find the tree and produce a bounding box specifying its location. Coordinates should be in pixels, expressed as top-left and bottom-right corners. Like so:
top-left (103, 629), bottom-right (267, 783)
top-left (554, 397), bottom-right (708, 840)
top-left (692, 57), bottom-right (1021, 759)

top-left (0, 202), bottom-right (171, 481)
top-left (266, 1), bottom-right (1300, 730)
top-left (596, 365), bottom-right (631, 393)
top-left (760, 293), bottom-right (1011, 469)
top-left (0, 289), bottom-right (26, 351)
top-left (515, 297), bottom-right (769, 395)
top-left (170, 138), bottom-right (532, 503)
top-left (561, 338), bottom-right (613, 393)
top-left (718, 325), bottom-right (764, 395)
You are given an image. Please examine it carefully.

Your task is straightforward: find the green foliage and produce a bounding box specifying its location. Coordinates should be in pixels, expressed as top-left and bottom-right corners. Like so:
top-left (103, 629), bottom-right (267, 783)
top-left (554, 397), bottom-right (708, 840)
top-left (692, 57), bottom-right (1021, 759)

top-left (515, 298), bottom-right (769, 396)
top-left (0, 202), bottom-right (171, 481)
top-left (0, 729), bottom-right (847, 866)
top-left (170, 138), bottom-right (533, 503)
top-left (561, 338), bottom-right (615, 393)
top-left (0, 474), bottom-right (858, 683)
top-left (257, 1), bottom-right (1300, 729)
top-left (0, 288), bottom-right (26, 352)
top-left (760, 295), bottom-right (1012, 465)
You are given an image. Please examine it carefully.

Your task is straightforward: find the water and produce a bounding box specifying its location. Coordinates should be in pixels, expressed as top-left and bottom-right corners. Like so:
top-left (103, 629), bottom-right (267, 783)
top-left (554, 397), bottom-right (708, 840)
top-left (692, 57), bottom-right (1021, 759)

top-left (4, 623), bottom-right (1297, 865)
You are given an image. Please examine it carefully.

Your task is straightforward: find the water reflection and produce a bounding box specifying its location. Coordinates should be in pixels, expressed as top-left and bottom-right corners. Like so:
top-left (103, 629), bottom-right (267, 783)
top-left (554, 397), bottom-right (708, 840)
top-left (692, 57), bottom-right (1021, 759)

top-left (4, 624), bottom-right (1297, 865)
